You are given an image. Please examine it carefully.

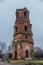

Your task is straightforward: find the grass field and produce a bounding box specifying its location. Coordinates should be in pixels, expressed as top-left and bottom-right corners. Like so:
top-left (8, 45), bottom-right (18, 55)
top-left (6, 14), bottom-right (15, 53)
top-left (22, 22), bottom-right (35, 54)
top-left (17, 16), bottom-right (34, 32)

top-left (6, 59), bottom-right (43, 64)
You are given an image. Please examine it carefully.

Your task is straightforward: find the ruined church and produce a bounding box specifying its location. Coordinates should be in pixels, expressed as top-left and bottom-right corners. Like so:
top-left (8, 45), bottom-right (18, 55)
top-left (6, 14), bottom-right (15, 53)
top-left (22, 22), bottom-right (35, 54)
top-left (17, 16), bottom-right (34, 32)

top-left (12, 7), bottom-right (34, 59)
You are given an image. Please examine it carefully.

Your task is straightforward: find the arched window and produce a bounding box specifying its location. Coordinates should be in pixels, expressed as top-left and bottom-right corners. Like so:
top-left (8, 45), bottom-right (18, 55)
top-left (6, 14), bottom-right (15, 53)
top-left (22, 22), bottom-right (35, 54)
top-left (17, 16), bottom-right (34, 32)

top-left (25, 35), bottom-right (27, 39)
top-left (16, 26), bottom-right (18, 32)
top-left (24, 26), bottom-right (27, 31)
top-left (16, 12), bottom-right (18, 18)
top-left (24, 11), bottom-right (27, 17)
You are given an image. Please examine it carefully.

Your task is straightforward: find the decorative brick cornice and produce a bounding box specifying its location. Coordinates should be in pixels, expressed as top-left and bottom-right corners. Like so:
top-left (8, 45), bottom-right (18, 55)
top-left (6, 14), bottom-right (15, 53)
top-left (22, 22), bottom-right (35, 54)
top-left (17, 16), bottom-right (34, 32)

top-left (14, 31), bottom-right (33, 36)
top-left (14, 38), bottom-right (34, 45)
top-left (15, 18), bottom-right (30, 24)
top-left (16, 7), bottom-right (29, 13)
top-left (16, 17), bottom-right (29, 22)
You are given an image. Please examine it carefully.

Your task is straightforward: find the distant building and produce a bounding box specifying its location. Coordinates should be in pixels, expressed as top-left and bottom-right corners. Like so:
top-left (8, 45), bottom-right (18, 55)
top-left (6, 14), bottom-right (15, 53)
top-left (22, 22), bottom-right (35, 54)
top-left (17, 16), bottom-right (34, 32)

top-left (12, 7), bottom-right (34, 59)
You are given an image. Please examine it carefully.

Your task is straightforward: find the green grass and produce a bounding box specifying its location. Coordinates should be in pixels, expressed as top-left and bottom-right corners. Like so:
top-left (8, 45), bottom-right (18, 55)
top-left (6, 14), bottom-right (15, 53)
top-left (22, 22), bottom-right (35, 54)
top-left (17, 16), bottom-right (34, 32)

top-left (9, 59), bottom-right (25, 63)
top-left (28, 60), bottom-right (43, 63)
top-left (5, 59), bottom-right (43, 64)
top-left (3, 58), bottom-right (43, 64)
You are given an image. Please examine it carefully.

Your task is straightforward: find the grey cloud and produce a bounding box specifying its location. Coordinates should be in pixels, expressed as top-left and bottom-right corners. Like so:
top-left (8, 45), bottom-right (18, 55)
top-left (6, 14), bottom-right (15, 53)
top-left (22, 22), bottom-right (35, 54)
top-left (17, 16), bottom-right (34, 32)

top-left (0, 0), bottom-right (3, 1)
top-left (38, 0), bottom-right (43, 2)
top-left (40, 0), bottom-right (43, 1)
top-left (0, 0), bottom-right (5, 2)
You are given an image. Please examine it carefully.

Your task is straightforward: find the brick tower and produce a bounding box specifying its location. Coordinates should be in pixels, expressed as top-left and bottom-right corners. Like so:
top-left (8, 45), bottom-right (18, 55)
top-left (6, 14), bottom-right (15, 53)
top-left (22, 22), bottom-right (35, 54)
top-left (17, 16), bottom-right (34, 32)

top-left (12, 7), bottom-right (34, 59)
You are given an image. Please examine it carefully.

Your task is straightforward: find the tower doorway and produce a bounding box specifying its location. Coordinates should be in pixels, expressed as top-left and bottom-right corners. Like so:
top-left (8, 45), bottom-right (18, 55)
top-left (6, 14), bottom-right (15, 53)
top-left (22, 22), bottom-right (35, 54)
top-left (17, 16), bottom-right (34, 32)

top-left (15, 47), bottom-right (17, 59)
top-left (26, 50), bottom-right (28, 58)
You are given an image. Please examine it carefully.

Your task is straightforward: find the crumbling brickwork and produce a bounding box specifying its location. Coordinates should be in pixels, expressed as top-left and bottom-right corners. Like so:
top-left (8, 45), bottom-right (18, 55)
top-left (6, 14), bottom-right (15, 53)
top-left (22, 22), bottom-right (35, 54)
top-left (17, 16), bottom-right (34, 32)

top-left (12, 7), bottom-right (34, 59)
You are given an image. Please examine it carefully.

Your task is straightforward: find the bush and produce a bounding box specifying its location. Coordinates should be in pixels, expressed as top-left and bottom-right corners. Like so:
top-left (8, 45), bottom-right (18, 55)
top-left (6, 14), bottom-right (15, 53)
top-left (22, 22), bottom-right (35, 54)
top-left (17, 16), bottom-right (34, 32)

top-left (25, 62), bottom-right (43, 65)
top-left (6, 59), bottom-right (10, 63)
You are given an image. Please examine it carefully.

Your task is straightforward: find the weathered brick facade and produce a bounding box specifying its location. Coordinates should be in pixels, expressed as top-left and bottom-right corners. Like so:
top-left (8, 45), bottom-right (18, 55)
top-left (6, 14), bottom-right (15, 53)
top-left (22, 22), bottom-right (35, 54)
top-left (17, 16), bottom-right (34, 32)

top-left (12, 7), bottom-right (34, 59)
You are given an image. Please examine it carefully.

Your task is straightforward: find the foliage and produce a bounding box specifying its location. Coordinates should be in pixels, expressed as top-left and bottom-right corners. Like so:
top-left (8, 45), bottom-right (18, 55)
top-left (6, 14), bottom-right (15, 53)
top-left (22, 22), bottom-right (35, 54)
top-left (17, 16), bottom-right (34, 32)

top-left (34, 47), bottom-right (43, 59)
top-left (6, 59), bottom-right (10, 63)
top-left (30, 49), bottom-right (34, 59)
top-left (0, 42), bottom-right (7, 58)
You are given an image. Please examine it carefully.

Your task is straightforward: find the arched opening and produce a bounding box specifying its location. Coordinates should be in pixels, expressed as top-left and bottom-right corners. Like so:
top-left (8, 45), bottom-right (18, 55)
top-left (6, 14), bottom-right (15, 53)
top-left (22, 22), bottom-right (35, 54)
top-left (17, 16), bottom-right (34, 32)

top-left (24, 26), bottom-right (27, 31)
top-left (15, 48), bottom-right (17, 59)
top-left (15, 45), bottom-right (17, 59)
top-left (24, 11), bottom-right (27, 17)
top-left (25, 35), bottom-right (27, 39)
top-left (26, 50), bottom-right (28, 58)
top-left (16, 26), bottom-right (18, 32)
top-left (16, 12), bottom-right (18, 18)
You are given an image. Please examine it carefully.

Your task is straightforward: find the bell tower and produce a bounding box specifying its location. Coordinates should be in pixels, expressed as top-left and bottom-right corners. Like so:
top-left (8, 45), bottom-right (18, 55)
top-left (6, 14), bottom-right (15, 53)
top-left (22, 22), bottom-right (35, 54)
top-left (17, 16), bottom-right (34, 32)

top-left (12, 7), bottom-right (34, 59)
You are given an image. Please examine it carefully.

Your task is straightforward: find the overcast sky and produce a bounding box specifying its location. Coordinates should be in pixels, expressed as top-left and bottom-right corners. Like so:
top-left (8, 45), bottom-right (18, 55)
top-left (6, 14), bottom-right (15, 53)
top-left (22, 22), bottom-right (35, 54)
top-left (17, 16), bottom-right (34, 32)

top-left (0, 0), bottom-right (43, 48)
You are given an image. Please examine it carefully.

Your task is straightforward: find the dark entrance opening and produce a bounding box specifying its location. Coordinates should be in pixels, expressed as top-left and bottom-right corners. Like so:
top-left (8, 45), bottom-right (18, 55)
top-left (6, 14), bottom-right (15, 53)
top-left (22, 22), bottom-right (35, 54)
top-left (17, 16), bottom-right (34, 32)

top-left (15, 48), bottom-right (17, 59)
top-left (26, 50), bottom-right (28, 58)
